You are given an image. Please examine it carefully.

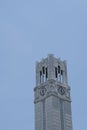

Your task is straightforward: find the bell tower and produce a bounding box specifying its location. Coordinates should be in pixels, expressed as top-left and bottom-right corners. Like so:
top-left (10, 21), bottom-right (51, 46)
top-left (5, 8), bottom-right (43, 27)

top-left (34, 54), bottom-right (73, 130)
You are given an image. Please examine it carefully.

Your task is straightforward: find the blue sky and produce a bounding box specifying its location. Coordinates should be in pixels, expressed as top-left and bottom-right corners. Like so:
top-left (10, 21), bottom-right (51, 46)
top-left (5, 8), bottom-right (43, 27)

top-left (0, 0), bottom-right (87, 130)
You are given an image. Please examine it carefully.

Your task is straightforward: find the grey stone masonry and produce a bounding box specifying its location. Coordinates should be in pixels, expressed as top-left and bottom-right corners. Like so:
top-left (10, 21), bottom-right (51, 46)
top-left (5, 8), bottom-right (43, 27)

top-left (34, 54), bottom-right (73, 130)
top-left (36, 54), bottom-right (68, 86)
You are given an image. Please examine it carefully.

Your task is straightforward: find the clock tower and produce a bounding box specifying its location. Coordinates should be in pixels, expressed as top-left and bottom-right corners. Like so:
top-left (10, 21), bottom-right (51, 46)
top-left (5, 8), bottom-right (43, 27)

top-left (34, 54), bottom-right (73, 130)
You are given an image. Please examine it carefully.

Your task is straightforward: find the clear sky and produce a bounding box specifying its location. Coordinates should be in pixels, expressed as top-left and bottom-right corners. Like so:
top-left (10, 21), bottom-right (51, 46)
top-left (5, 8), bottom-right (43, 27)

top-left (0, 0), bottom-right (87, 130)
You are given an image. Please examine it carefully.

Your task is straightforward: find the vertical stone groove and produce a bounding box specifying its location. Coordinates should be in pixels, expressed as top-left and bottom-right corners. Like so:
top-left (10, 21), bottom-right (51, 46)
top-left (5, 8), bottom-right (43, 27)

top-left (60, 100), bottom-right (64, 130)
top-left (43, 100), bottom-right (46, 130)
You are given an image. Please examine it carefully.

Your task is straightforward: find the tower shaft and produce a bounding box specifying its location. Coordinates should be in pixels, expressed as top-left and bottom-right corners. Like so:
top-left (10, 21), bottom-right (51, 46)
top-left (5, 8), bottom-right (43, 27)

top-left (34, 54), bottom-right (73, 130)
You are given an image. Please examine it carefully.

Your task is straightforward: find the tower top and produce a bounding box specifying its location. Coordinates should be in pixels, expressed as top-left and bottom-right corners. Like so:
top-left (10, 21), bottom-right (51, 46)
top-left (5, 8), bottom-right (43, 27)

top-left (36, 54), bottom-right (68, 86)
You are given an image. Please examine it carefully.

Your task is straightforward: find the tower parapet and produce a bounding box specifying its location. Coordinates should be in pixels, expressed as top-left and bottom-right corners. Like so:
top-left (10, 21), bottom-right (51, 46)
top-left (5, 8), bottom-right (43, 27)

top-left (36, 54), bottom-right (68, 86)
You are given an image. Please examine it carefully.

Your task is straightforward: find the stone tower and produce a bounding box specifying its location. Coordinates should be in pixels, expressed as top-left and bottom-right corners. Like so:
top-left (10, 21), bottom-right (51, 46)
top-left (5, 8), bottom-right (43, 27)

top-left (34, 54), bottom-right (73, 130)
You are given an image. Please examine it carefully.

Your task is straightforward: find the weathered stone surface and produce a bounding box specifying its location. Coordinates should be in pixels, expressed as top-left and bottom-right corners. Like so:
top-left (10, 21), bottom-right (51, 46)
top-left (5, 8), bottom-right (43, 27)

top-left (34, 54), bottom-right (73, 130)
